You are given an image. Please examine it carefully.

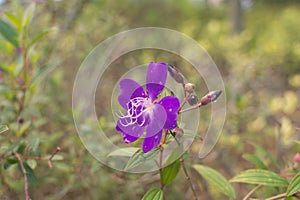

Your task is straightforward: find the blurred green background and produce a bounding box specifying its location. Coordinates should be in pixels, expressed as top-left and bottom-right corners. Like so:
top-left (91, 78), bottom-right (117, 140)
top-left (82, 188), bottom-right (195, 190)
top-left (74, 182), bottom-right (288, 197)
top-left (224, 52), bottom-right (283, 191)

top-left (0, 0), bottom-right (300, 199)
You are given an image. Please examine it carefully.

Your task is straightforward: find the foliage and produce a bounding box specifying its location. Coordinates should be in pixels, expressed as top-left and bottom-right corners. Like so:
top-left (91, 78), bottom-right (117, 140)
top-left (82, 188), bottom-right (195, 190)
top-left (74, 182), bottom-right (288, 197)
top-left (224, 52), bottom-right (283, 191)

top-left (0, 0), bottom-right (299, 199)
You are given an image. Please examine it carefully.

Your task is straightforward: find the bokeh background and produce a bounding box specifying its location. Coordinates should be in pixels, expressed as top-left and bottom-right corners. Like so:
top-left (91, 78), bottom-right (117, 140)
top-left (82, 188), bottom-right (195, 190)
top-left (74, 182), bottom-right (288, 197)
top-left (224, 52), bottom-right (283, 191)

top-left (0, 0), bottom-right (300, 199)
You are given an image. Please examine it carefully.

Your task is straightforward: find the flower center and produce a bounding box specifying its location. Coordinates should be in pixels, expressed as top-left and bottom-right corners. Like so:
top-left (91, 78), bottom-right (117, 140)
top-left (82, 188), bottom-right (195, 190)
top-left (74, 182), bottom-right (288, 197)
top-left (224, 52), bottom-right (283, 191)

top-left (118, 97), bottom-right (154, 127)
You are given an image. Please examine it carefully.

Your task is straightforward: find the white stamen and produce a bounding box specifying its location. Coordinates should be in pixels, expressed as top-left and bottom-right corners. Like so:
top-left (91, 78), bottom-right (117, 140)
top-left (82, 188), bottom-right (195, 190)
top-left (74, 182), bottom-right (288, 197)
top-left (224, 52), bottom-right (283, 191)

top-left (118, 97), bottom-right (154, 127)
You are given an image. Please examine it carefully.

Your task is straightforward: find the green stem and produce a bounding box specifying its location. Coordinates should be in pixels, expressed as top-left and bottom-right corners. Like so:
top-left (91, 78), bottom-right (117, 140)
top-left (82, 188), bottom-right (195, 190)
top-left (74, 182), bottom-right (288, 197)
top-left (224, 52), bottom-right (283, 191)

top-left (171, 131), bottom-right (198, 200)
top-left (159, 146), bottom-right (164, 189)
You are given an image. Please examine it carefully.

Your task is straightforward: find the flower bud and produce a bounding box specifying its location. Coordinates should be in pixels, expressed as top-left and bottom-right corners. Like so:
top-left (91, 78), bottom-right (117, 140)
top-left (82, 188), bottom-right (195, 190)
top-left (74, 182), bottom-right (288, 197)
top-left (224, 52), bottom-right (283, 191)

top-left (17, 117), bottom-right (24, 124)
top-left (200, 90), bottom-right (222, 105)
top-left (294, 153), bottom-right (300, 163)
top-left (187, 94), bottom-right (198, 105)
top-left (184, 83), bottom-right (195, 93)
top-left (167, 64), bottom-right (184, 84)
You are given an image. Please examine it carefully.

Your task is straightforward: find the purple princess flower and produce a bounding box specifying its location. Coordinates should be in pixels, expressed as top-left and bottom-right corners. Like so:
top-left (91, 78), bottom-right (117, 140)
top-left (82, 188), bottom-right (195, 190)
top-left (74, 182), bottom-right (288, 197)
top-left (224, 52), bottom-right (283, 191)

top-left (116, 62), bottom-right (180, 152)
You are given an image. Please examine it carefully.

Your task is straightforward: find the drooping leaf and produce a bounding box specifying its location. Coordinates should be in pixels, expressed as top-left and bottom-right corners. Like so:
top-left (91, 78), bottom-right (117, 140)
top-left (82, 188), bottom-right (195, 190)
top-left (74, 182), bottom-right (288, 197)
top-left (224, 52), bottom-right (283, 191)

top-left (125, 148), bottom-right (160, 170)
top-left (0, 125), bottom-right (9, 134)
top-left (23, 162), bottom-right (37, 185)
top-left (243, 154), bottom-right (268, 170)
top-left (193, 164), bottom-right (236, 198)
top-left (161, 158), bottom-right (181, 186)
top-left (286, 172), bottom-right (300, 197)
top-left (230, 169), bottom-right (288, 187)
top-left (107, 147), bottom-right (139, 158)
top-left (142, 188), bottom-right (164, 200)
top-left (0, 19), bottom-right (19, 47)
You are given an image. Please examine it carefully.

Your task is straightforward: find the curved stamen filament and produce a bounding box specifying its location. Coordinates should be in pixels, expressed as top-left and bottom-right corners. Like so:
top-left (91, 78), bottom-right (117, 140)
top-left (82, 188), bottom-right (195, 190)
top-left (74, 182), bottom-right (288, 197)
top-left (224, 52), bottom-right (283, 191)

top-left (118, 97), bottom-right (153, 127)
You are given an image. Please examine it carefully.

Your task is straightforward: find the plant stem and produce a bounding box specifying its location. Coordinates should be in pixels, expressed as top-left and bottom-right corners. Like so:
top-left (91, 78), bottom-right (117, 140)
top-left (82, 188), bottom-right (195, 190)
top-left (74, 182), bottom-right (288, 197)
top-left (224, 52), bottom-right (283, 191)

top-left (14, 152), bottom-right (30, 200)
top-left (178, 92), bottom-right (191, 112)
top-left (243, 185), bottom-right (262, 200)
top-left (159, 146), bottom-right (164, 189)
top-left (265, 193), bottom-right (286, 200)
top-left (179, 103), bottom-right (202, 114)
top-left (47, 146), bottom-right (61, 169)
top-left (171, 131), bottom-right (198, 200)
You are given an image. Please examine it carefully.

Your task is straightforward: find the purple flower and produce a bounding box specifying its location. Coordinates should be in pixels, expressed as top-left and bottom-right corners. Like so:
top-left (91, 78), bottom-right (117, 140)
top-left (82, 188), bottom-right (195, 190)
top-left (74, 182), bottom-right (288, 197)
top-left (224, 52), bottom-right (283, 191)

top-left (116, 62), bottom-right (180, 152)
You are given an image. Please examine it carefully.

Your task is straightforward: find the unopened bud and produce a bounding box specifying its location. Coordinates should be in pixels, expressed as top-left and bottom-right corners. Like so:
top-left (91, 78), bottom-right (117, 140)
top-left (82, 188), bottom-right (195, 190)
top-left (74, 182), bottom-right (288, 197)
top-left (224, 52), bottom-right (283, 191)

top-left (294, 153), bottom-right (300, 163)
top-left (167, 64), bottom-right (184, 84)
top-left (174, 127), bottom-right (184, 136)
top-left (17, 117), bottom-right (24, 124)
top-left (184, 83), bottom-right (195, 93)
top-left (187, 94), bottom-right (198, 105)
top-left (200, 90), bottom-right (222, 105)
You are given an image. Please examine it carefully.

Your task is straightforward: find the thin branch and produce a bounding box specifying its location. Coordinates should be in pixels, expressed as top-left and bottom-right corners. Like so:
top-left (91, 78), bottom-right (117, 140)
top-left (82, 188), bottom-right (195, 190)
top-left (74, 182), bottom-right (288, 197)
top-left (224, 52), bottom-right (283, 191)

top-left (23, 146), bottom-right (61, 169)
top-left (179, 103), bottom-right (203, 113)
top-left (178, 92), bottom-right (192, 111)
top-left (47, 146), bottom-right (61, 169)
top-left (171, 131), bottom-right (198, 200)
top-left (243, 185), bottom-right (262, 200)
top-left (265, 193), bottom-right (286, 200)
top-left (13, 152), bottom-right (30, 200)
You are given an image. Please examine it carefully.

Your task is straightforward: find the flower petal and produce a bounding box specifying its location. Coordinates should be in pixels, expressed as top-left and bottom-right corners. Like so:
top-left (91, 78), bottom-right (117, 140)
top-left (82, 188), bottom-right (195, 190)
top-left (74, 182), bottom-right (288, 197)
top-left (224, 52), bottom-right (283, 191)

top-left (116, 119), bottom-right (145, 143)
top-left (142, 129), bottom-right (162, 153)
top-left (142, 104), bottom-right (166, 152)
top-left (118, 78), bottom-right (145, 109)
top-left (146, 62), bottom-right (167, 101)
top-left (157, 96), bottom-right (180, 130)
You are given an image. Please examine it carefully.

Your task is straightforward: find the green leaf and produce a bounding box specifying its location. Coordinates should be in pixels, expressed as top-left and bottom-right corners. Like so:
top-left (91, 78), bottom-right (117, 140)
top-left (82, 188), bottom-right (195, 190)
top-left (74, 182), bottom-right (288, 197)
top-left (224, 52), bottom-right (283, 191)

top-left (28, 27), bottom-right (57, 49)
top-left (4, 12), bottom-right (21, 28)
top-left (250, 142), bottom-right (280, 169)
top-left (125, 148), bottom-right (160, 170)
top-left (16, 143), bottom-right (26, 155)
top-left (142, 188), bottom-right (164, 200)
top-left (5, 142), bottom-right (21, 155)
top-left (107, 147), bottom-right (139, 157)
top-left (161, 159), bottom-right (181, 186)
top-left (27, 159), bottom-right (37, 170)
top-left (243, 154), bottom-right (268, 170)
top-left (230, 169), bottom-right (288, 187)
top-left (29, 138), bottom-right (40, 153)
top-left (16, 121), bottom-right (31, 137)
top-left (286, 172), bottom-right (300, 197)
top-left (184, 131), bottom-right (202, 140)
top-left (23, 162), bottom-right (37, 185)
top-left (193, 164), bottom-right (236, 198)
top-left (3, 157), bottom-right (18, 170)
top-left (0, 125), bottom-right (9, 134)
top-left (0, 19), bottom-right (19, 47)
top-left (51, 154), bottom-right (64, 161)
top-left (22, 3), bottom-right (35, 30)
top-left (31, 62), bottom-right (59, 85)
